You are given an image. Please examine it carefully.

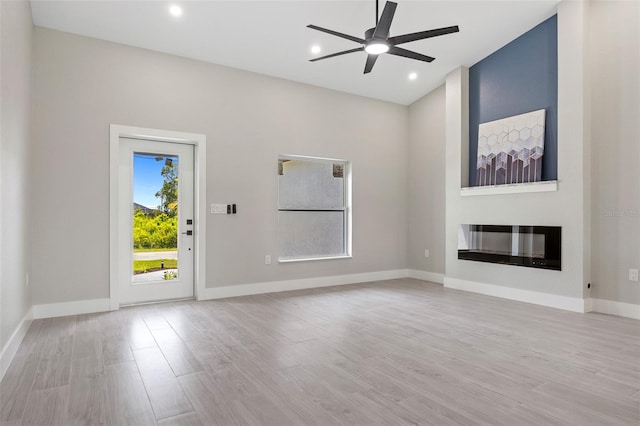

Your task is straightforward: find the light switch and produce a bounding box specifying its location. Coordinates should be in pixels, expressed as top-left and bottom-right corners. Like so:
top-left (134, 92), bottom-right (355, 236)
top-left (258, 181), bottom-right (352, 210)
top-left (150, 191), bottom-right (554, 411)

top-left (211, 204), bottom-right (227, 214)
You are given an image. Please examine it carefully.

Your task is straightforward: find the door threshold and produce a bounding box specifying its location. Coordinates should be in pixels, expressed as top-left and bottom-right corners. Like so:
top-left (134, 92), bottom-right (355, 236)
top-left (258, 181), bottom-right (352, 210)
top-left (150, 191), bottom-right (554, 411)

top-left (120, 297), bottom-right (195, 308)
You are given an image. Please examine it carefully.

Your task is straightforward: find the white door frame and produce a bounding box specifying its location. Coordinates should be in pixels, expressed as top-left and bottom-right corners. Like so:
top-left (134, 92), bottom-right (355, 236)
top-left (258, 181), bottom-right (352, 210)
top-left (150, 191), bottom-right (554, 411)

top-left (110, 124), bottom-right (206, 310)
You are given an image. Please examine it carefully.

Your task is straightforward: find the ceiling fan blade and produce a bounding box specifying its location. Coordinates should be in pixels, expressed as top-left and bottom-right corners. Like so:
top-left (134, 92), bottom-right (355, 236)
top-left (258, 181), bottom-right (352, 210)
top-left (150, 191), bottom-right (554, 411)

top-left (307, 25), bottom-right (364, 44)
top-left (373, 1), bottom-right (397, 39)
top-left (364, 54), bottom-right (379, 74)
top-left (388, 25), bottom-right (459, 46)
top-left (387, 46), bottom-right (435, 62)
top-left (310, 47), bottom-right (364, 62)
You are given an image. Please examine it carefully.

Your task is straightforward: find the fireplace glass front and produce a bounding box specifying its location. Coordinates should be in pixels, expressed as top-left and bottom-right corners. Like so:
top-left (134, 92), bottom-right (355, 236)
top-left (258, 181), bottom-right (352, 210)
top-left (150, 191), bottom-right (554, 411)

top-left (458, 225), bottom-right (561, 270)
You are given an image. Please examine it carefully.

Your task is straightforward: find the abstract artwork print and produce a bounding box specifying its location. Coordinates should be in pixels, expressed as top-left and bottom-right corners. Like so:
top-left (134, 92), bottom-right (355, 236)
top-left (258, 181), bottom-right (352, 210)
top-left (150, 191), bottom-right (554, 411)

top-left (476, 109), bottom-right (546, 186)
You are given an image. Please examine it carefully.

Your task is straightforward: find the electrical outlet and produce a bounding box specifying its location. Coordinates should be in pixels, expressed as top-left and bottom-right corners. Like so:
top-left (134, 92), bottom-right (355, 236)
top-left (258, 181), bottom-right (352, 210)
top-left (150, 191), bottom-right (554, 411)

top-left (265, 255), bottom-right (271, 265)
top-left (424, 249), bottom-right (430, 258)
top-left (629, 268), bottom-right (639, 282)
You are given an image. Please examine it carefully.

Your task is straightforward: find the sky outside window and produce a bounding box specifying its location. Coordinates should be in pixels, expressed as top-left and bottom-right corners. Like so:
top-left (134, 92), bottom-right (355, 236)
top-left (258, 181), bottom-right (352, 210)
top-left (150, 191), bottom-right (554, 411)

top-left (133, 153), bottom-right (179, 210)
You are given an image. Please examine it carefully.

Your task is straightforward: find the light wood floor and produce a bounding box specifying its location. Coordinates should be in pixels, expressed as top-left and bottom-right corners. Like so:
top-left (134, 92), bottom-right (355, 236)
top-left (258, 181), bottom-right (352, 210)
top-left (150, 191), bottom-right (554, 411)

top-left (1, 278), bottom-right (639, 425)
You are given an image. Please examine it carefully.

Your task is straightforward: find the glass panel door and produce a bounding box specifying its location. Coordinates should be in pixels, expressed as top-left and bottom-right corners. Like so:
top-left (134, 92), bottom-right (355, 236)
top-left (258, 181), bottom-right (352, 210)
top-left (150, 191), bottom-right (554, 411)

top-left (118, 138), bottom-right (194, 305)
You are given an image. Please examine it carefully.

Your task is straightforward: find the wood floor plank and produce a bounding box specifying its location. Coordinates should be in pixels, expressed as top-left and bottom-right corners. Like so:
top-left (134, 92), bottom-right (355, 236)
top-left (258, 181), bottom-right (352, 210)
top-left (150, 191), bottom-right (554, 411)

top-left (1, 279), bottom-right (638, 425)
top-left (65, 356), bottom-right (109, 426)
top-left (101, 333), bottom-right (134, 366)
top-left (183, 337), bottom-right (235, 372)
top-left (177, 371), bottom-right (245, 425)
top-left (156, 411), bottom-right (203, 426)
top-left (0, 351), bottom-right (42, 425)
top-left (133, 347), bottom-right (193, 420)
top-left (20, 385), bottom-right (69, 426)
top-left (149, 327), bottom-right (183, 347)
top-left (140, 308), bottom-right (172, 331)
top-left (532, 380), bottom-right (640, 424)
top-left (233, 358), bottom-right (342, 426)
top-left (362, 389), bottom-right (475, 426)
top-left (229, 355), bottom-right (343, 426)
top-left (230, 393), bottom-right (302, 426)
top-left (161, 308), bottom-right (205, 342)
top-left (157, 340), bottom-right (204, 378)
top-left (278, 364), bottom-right (386, 425)
top-left (72, 327), bottom-right (104, 362)
top-left (124, 318), bottom-right (158, 351)
top-left (31, 335), bottom-right (73, 390)
top-left (150, 327), bottom-right (205, 377)
top-left (104, 361), bottom-right (156, 426)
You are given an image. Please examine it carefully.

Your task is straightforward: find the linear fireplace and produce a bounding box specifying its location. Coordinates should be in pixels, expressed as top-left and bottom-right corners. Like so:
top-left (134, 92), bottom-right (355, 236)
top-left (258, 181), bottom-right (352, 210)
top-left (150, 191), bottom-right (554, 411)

top-left (458, 225), bottom-right (561, 270)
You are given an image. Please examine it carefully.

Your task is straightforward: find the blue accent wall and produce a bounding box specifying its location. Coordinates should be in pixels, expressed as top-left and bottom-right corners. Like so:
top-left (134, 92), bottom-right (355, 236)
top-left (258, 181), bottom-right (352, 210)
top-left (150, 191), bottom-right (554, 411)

top-left (469, 15), bottom-right (557, 186)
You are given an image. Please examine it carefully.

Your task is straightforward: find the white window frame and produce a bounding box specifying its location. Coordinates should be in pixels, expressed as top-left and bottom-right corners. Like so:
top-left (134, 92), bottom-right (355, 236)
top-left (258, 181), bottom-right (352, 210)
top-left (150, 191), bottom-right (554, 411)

top-left (277, 154), bottom-right (352, 262)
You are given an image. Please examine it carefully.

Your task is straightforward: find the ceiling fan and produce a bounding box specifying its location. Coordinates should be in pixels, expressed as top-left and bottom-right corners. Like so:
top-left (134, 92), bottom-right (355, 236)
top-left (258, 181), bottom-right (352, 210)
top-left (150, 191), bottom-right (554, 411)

top-left (307, 0), bottom-right (459, 74)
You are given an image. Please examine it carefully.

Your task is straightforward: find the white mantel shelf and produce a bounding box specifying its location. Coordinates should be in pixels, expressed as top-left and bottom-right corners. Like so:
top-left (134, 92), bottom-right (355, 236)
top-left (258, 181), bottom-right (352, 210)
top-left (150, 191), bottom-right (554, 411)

top-left (460, 180), bottom-right (558, 196)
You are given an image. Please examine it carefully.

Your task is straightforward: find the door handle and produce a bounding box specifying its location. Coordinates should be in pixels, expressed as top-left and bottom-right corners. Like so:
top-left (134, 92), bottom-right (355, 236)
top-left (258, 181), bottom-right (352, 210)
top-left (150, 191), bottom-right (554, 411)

top-left (181, 230), bottom-right (193, 236)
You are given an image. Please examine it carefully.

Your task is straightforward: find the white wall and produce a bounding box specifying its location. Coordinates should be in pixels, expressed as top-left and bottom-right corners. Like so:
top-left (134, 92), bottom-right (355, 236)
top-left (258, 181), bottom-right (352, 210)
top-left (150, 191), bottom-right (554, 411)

top-left (0, 0), bottom-right (33, 350)
top-left (30, 28), bottom-right (409, 305)
top-left (407, 85), bottom-right (446, 274)
top-left (590, 0), bottom-right (640, 305)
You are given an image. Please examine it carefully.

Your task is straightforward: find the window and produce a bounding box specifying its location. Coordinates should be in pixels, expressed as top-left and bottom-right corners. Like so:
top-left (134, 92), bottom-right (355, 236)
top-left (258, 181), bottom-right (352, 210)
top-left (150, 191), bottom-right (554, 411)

top-left (278, 155), bottom-right (351, 261)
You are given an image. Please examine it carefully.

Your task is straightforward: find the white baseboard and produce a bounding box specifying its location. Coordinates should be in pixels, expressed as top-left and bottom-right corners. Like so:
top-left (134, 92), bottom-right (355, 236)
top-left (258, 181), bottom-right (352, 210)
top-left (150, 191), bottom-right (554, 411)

top-left (444, 277), bottom-right (587, 313)
top-left (198, 269), bottom-right (409, 300)
top-left (407, 270), bottom-right (444, 284)
top-left (32, 298), bottom-right (111, 319)
top-left (19, 276), bottom-right (640, 327)
top-left (584, 297), bottom-right (593, 313)
top-left (589, 298), bottom-right (640, 320)
top-left (0, 307), bottom-right (33, 382)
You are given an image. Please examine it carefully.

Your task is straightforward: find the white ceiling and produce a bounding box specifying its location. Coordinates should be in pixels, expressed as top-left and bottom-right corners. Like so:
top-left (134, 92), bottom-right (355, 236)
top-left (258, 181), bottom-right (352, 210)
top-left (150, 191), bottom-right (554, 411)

top-left (30, 0), bottom-right (559, 105)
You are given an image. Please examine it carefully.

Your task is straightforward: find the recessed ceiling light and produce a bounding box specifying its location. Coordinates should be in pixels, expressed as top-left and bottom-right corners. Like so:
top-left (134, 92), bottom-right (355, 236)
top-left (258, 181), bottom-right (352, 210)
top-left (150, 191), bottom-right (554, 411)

top-left (408, 72), bottom-right (418, 81)
top-left (311, 45), bottom-right (321, 55)
top-left (169, 5), bottom-right (182, 17)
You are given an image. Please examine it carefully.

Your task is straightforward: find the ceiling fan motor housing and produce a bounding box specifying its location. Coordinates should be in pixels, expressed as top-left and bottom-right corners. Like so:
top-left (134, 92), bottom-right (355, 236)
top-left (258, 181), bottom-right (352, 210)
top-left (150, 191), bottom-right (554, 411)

top-left (364, 27), bottom-right (377, 40)
top-left (363, 27), bottom-right (389, 53)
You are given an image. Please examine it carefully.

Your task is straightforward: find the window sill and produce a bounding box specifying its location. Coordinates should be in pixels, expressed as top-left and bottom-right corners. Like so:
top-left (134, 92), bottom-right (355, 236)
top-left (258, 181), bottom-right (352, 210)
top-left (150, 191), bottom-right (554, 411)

top-left (460, 180), bottom-right (558, 196)
top-left (279, 255), bottom-right (352, 263)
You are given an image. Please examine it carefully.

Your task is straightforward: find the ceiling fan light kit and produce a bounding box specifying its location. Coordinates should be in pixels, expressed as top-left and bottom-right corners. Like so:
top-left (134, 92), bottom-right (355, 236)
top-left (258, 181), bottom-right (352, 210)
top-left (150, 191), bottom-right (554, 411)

top-left (308, 0), bottom-right (460, 74)
top-left (364, 42), bottom-right (389, 55)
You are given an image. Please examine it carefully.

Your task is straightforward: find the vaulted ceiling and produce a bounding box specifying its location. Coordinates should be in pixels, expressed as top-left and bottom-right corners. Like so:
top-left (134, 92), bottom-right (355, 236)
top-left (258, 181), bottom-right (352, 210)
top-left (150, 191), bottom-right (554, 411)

top-left (30, 0), bottom-right (559, 105)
